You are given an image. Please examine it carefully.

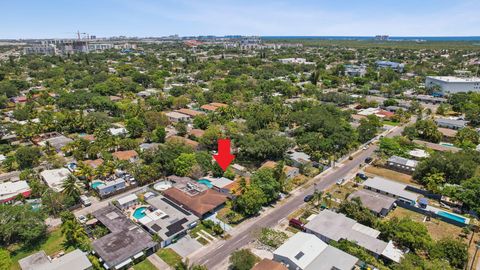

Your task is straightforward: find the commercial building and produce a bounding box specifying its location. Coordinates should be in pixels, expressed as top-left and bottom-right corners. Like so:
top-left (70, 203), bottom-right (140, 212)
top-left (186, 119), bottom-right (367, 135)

top-left (304, 210), bottom-right (403, 263)
top-left (387, 155), bottom-right (418, 173)
top-left (19, 249), bottom-right (92, 270)
top-left (92, 205), bottom-right (157, 270)
top-left (0, 180), bottom-right (31, 204)
top-left (363, 176), bottom-right (419, 204)
top-left (40, 168), bottom-right (71, 192)
top-left (273, 232), bottom-right (358, 270)
top-left (426, 76), bottom-right (480, 94)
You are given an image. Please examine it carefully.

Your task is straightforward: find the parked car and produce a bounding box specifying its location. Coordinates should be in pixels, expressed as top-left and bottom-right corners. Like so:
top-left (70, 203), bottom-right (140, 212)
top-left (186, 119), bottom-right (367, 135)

top-left (80, 195), bottom-right (91, 207)
top-left (365, 157), bottom-right (373, 164)
top-left (336, 178), bottom-right (345, 185)
top-left (289, 218), bottom-right (305, 231)
top-left (77, 215), bottom-right (87, 224)
top-left (356, 173), bottom-right (368, 180)
top-left (304, 194), bottom-right (314, 202)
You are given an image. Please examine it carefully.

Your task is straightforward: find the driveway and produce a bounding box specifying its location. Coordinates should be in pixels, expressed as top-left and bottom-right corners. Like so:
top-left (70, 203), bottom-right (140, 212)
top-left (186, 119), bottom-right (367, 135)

top-left (170, 235), bottom-right (203, 258)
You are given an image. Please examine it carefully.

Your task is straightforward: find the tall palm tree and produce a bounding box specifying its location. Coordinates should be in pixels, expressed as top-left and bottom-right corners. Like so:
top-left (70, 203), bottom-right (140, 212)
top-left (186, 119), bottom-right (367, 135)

top-left (62, 175), bottom-right (81, 202)
top-left (311, 190), bottom-right (323, 208)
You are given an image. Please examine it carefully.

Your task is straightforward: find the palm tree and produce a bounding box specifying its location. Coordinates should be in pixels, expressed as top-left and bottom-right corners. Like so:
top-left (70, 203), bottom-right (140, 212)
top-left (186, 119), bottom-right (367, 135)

top-left (324, 192), bottom-right (333, 208)
top-left (311, 190), bottom-right (323, 208)
top-left (62, 175), bottom-right (81, 202)
top-left (61, 219), bottom-right (90, 251)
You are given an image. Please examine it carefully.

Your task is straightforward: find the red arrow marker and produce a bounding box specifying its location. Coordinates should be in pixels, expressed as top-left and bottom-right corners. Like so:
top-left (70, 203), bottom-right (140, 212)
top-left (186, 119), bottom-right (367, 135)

top-left (213, 139), bottom-right (235, 171)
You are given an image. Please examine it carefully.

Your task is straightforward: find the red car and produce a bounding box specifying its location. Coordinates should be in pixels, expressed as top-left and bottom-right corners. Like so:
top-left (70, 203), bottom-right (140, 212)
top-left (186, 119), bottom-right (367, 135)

top-left (289, 218), bottom-right (305, 231)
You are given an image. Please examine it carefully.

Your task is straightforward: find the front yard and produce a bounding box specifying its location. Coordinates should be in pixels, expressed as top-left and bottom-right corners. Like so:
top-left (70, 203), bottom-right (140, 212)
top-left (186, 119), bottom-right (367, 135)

top-left (156, 248), bottom-right (182, 267)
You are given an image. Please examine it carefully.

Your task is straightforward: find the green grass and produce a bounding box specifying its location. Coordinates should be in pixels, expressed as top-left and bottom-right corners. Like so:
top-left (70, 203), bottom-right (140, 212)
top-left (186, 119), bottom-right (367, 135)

top-left (156, 248), bottom-right (182, 267)
top-left (133, 259), bottom-right (157, 270)
top-left (9, 228), bottom-right (73, 270)
top-left (382, 120), bottom-right (400, 126)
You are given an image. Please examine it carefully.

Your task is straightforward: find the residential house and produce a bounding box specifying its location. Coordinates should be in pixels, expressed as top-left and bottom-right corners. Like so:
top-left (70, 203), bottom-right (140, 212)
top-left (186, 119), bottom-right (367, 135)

top-left (287, 151), bottom-right (312, 168)
top-left (175, 108), bottom-right (205, 117)
top-left (252, 259), bottom-right (287, 270)
top-left (348, 189), bottom-right (396, 217)
top-left (117, 194), bottom-right (139, 209)
top-left (40, 168), bottom-right (71, 192)
top-left (92, 205), bottom-right (157, 270)
top-left (273, 232), bottom-right (358, 270)
top-left (0, 180), bottom-right (31, 204)
top-left (163, 187), bottom-right (228, 218)
top-left (109, 127), bottom-right (127, 136)
top-left (375, 61), bottom-right (404, 72)
top-left (387, 155), bottom-right (418, 173)
top-left (413, 139), bottom-right (461, 153)
top-left (33, 132), bottom-right (73, 152)
top-left (112, 150), bottom-right (139, 163)
top-left (362, 176), bottom-right (419, 204)
top-left (435, 118), bottom-right (468, 130)
top-left (83, 159), bottom-right (104, 169)
top-left (231, 163), bottom-right (249, 177)
top-left (304, 210), bottom-right (403, 263)
top-left (166, 136), bottom-right (200, 150)
top-left (260, 161), bottom-right (300, 180)
top-left (19, 249), bottom-right (92, 270)
top-left (96, 178), bottom-right (126, 197)
top-left (165, 111), bottom-right (191, 123)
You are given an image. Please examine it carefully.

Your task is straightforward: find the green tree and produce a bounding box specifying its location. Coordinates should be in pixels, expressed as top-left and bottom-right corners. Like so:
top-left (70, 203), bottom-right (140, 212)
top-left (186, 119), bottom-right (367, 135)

top-left (339, 197), bottom-right (378, 227)
top-left (454, 127), bottom-right (480, 149)
top-left (0, 205), bottom-right (46, 246)
top-left (125, 117), bottom-right (145, 138)
top-left (379, 217), bottom-right (432, 252)
top-left (358, 115), bottom-right (382, 143)
top-left (193, 115), bottom-right (210, 130)
top-left (251, 168), bottom-right (280, 203)
top-left (152, 126), bottom-right (166, 143)
top-left (234, 186), bottom-right (266, 216)
top-left (429, 238), bottom-right (468, 269)
top-left (0, 249), bottom-right (12, 270)
top-left (61, 175), bottom-right (81, 203)
top-left (15, 146), bottom-right (41, 169)
top-left (173, 153), bottom-right (197, 177)
top-left (61, 213), bottom-right (90, 251)
top-left (229, 249), bottom-right (259, 270)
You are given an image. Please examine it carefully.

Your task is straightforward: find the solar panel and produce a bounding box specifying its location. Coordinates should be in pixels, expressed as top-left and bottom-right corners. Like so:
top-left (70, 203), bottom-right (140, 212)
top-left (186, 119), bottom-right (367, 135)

top-left (294, 251), bottom-right (304, 260)
top-left (165, 218), bottom-right (188, 237)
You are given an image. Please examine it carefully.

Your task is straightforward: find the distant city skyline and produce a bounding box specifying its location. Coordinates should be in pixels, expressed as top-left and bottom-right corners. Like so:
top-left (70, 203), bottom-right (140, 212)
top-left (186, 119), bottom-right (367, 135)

top-left (2, 0), bottom-right (480, 39)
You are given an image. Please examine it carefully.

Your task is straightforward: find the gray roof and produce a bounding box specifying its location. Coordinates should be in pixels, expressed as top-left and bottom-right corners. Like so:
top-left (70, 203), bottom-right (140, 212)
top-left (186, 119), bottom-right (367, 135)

top-left (362, 176), bottom-right (419, 202)
top-left (144, 195), bottom-right (198, 241)
top-left (19, 249), bottom-right (92, 270)
top-left (387, 155), bottom-right (418, 168)
top-left (348, 189), bottom-right (396, 214)
top-left (92, 205), bottom-right (156, 268)
top-left (435, 118), bottom-right (468, 127)
top-left (305, 210), bottom-right (388, 255)
top-left (306, 246), bottom-right (358, 270)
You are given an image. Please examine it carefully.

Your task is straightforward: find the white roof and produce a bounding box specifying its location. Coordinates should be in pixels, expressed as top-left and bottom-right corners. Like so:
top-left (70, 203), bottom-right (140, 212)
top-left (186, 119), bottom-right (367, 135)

top-left (0, 154), bottom-right (6, 162)
top-left (207, 177), bottom-right (234, 188)
top-left (408, 149), bottom-right (429, 158)
top-left (19, 249), bottom-right (92, 270)
top-left (117, 194), bottom-right (138, 205)
top-left (427, 76), bottom-right (480, 83)
top-left (109, 127), bottom-right (127, 136)
top-left (381, 241), bottom-right (403, 263)
top-left (358, 107), bottom-right (380, 116)
top-left (166, 111), bottom-right (191, 119)
top-left (0, 181), bottom-right (30, 201)
top-left (274, 232), bottom-right (328, 270)
top-left (40, 168), bottom-right (71, 192)
top-left (363, 176), bottom-right (419, 202)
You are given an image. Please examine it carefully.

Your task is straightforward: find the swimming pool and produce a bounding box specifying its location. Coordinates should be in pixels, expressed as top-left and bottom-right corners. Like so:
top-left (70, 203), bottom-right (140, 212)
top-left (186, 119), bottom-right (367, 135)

top-left (133, 207), bottom-right (147, 220)
top-left (437, 211), bottom-right (467, 224)
top-left (91, 181), bottom-right (105, 189)
top-left (197, 179), bottom-right (213, 188)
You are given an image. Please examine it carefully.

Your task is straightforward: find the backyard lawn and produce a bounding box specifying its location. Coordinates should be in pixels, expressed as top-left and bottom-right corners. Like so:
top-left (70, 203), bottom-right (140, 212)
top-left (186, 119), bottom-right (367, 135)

top-left (386, 207), bottom-right (463, 241)
top-left (133, 259), bottom-right (157, 270)
top-left (8, 228), bottom-right (72, 270)
top-left (156, 248), bottom-right (182, 267)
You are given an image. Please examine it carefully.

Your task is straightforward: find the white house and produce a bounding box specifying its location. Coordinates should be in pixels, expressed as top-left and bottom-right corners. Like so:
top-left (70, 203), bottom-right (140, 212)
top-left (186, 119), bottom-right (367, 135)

top-left (40, 168), bottom-right (71, 192)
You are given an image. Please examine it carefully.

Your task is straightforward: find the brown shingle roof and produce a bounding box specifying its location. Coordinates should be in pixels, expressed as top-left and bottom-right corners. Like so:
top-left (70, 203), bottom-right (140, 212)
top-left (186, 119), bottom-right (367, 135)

top-left (189, 129), bottom-right (205, 138)
top-left (163, 188), bottom-right (228, 217)
top-left (176, 108), bottom-right (205, 117)
top-left (167, 136), bottom-right (200, 149)
top-left (210, 102), bottom-right (228, 108)
top-left (200, 104), bottom-right (218, 111)
top-left (251, 259), bottom-right (287, 270)
top-left (112, 150), bottom-right (138, 161)
top-left (84, 159), bottom-right (104, 169)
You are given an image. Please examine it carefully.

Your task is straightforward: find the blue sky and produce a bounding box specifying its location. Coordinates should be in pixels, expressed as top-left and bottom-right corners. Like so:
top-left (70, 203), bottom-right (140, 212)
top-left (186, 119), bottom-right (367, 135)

top-left (1, 0), bottom-right (480, 38)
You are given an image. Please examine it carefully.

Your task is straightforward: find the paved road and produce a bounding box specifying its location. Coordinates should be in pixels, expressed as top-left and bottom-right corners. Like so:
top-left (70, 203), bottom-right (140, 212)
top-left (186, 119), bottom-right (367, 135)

top-left (191, 124), bottom-right (405, 269)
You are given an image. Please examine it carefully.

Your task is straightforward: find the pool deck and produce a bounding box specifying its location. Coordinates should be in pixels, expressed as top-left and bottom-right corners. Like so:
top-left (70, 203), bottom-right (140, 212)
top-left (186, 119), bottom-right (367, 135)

top-left (425, 204), bottom-right (469, 224)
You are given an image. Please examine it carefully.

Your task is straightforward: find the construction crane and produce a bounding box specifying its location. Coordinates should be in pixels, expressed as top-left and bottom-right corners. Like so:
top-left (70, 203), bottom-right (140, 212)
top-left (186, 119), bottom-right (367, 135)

top-left (76, 31), bottom-right (89, 40)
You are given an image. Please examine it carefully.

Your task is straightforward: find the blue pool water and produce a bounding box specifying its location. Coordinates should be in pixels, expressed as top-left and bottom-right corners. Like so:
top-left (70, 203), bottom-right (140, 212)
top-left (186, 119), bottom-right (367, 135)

top-left (437, 211), bottom-right (467, 224)
top-left (198, 179), bottom-right (213, 188)
top-left (133, 207), bottom-right (147, 219)
top-left (91, 181), bottom-right (105, 189)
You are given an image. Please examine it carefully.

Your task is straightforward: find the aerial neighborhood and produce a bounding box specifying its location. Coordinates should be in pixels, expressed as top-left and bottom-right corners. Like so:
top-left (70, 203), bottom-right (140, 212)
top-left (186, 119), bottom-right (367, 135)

top-left (1, 23), bottom-right (480, 270)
